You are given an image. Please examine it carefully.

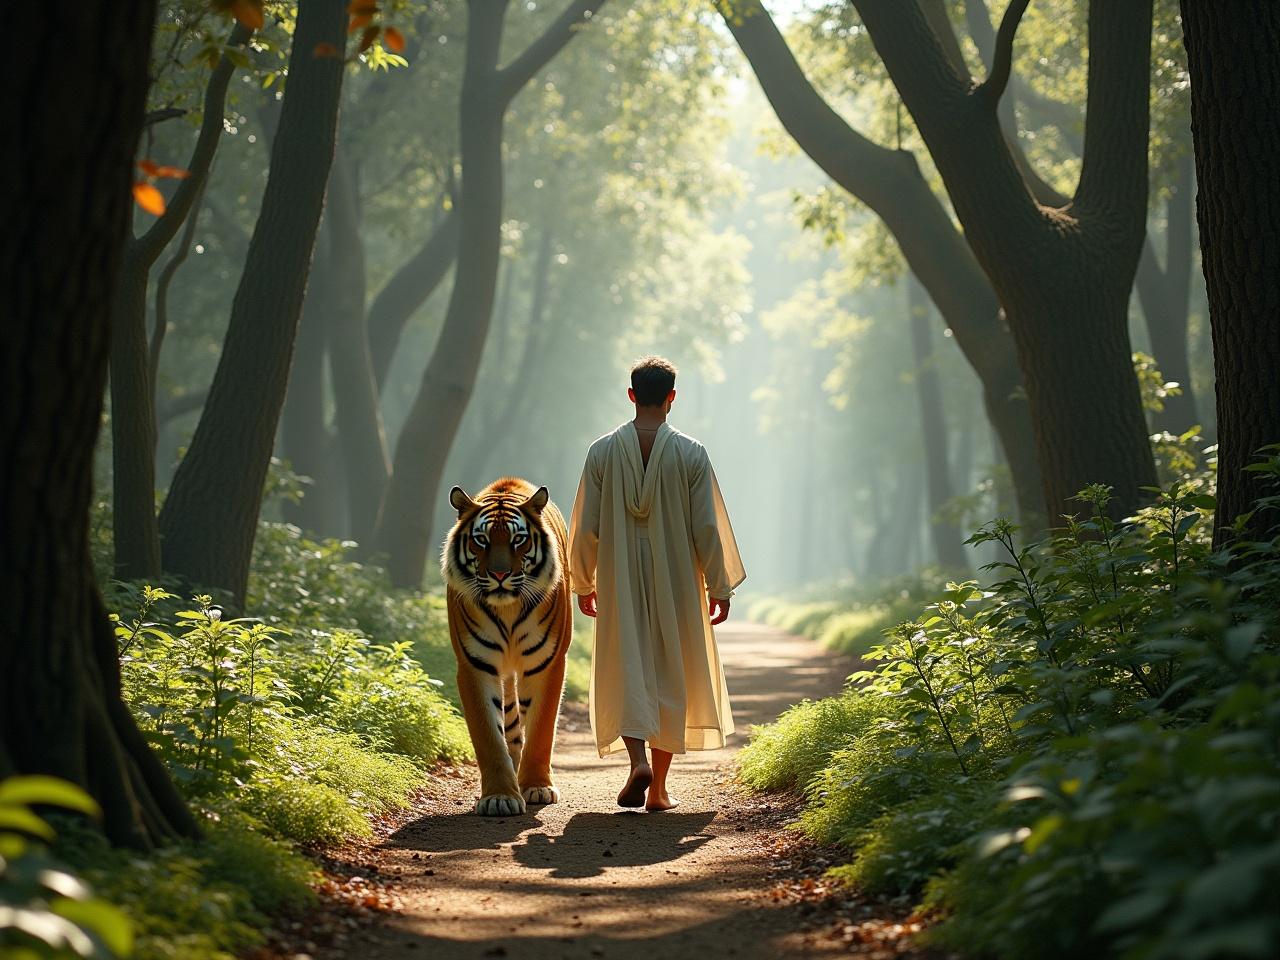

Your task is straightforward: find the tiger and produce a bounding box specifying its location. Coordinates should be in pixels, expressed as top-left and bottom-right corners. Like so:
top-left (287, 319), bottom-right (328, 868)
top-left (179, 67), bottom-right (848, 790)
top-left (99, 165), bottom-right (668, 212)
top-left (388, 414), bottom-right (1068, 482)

top-left (441, 477), bottom-right (573, 816)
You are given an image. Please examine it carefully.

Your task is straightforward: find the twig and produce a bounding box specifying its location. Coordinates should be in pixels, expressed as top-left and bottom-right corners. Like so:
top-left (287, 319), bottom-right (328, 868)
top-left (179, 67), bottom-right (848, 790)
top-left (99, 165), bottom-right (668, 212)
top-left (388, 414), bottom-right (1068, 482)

top-left (978, 0), bottom-right (1031, 104)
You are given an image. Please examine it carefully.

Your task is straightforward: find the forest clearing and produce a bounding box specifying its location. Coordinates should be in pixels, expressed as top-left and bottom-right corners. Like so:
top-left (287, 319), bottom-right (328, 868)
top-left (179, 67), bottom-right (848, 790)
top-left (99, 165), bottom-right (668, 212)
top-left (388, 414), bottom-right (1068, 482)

top-left (4, 1), bottom-right (1279, 959)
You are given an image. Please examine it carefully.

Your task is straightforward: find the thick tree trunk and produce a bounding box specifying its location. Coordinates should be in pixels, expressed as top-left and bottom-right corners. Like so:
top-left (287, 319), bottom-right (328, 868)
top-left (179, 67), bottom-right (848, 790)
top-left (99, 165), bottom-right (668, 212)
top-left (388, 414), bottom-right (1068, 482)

top-left (368, 205), bottom-right (460, 393)
top-left (159, 0), bottom-right (347, 606)
top-left (109, 22), bottom-right (251, 581)
top-left (908, 275), bottom-right (968, 570)
top-left (721, 2), bottom-right (1044, 531)
top-left (852, 0), bottom-right (1157, 523)
top-left (1135, 149), bottom-right (1199, 433)
top-left (375, 0), bottom-right (606, 587)
top-left (1179, 2), bottom-right (1280, 546)
top-left (1, 0), bottom-right (197, 848)
top-left (325, 150), bottom-right (390, 546)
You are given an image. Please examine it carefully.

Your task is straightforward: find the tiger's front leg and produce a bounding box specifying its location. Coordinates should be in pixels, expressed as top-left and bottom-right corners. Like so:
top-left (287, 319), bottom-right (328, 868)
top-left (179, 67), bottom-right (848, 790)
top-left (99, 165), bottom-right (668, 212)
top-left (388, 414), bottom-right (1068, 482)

top-left (455, 666), bottom-right (525, 816)
top-left (516, 600), bottom-right (571, 806)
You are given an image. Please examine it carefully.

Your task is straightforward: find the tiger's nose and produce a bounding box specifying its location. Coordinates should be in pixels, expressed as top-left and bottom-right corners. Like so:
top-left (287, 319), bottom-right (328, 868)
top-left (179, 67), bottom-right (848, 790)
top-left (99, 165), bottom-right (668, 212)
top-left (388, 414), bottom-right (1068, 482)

top-left (491, 569), bottom-right (510, 582)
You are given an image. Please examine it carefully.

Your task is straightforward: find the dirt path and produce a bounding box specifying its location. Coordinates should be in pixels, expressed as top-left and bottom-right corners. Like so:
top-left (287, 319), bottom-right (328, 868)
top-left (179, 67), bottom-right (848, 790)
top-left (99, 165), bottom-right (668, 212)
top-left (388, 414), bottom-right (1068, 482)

top-left (315, 622), bottom-right (918, 960)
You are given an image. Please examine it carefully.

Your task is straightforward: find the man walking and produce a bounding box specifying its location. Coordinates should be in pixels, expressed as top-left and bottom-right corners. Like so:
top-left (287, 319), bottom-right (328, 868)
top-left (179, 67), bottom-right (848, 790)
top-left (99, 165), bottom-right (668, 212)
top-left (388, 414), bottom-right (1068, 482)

top-left (569, 356), bottom-right (745, 810)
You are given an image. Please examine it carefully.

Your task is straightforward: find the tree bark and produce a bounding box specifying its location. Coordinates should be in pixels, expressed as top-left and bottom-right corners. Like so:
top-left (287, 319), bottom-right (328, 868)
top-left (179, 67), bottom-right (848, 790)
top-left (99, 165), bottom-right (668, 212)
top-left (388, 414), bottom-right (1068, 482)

top-left (908, 275), bottom-right (969, 570)
top-left (852, 0), bottom-right (1157, 524)
top-left (721, 1), bottom-right (1044, 532)
top-left (159, 0), bottom-right (347, 606)
top-left (324, 148), bottom-right (391, 546)
top-left (1, 0), bottom-right (198, 848)
top-left (367, 204), bottom-right (459, 393)
top-left (110, 21), bottom-right (251, 582)
top-left (1179, 2), bottom-right (1280, 546)
top-left (375, 0), bottom-right (607, 587)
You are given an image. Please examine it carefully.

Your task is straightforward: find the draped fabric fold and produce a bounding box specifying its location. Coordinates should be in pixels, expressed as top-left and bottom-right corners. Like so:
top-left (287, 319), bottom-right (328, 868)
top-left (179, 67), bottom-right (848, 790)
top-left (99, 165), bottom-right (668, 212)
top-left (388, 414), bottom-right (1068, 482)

top-left (569, 422), bottom-right (746, 758)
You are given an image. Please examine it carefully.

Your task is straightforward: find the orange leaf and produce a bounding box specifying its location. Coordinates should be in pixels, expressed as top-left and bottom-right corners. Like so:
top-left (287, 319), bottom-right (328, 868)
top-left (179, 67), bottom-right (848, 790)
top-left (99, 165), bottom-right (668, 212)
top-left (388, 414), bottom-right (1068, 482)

top-left (359, 24), bottom-right (380, 52)
top-left (229, 0), bottom-right (264, 30)
top-left (347, 0), bottom-right (379, 14)
top-left (136, 158), bottom-right (160, 178)
top-left (153, 165), bottom-right (191, 180)
top-left (383, 26), bottom-right (405, 53)
top-left (348, 13), bottom-right (373, 32)
top-left (313, 41), bottom-right (341, 58)
top-left (133, 182), bottom-right (166, 216)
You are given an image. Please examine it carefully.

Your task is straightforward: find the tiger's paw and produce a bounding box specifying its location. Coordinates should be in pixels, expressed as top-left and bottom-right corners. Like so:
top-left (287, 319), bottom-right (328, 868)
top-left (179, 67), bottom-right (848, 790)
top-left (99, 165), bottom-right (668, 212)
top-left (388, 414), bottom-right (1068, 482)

top-left (522, 785), bottom-right (561, 806)
top-left (475, 793), bottom-right (526, 817)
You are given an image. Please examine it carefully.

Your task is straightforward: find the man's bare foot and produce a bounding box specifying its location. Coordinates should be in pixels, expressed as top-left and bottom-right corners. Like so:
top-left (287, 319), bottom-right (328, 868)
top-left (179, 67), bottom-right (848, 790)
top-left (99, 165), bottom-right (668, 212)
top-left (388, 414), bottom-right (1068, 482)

top-left (645, 788), bottom-right (680, 812)
top-left (617, 763), bottom-right (653, 807)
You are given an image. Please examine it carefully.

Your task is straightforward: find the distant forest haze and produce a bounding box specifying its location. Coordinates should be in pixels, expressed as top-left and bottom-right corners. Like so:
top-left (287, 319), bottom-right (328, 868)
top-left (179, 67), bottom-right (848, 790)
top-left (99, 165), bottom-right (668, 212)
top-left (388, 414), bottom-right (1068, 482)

top-left (88, 0), bottom-right (1221, 601)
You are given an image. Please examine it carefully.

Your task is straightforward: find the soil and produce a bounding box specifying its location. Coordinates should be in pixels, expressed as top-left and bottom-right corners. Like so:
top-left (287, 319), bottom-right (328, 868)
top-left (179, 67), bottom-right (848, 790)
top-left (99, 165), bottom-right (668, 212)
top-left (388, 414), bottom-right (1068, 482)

top-left (287, 622), bottom-right (938, 960)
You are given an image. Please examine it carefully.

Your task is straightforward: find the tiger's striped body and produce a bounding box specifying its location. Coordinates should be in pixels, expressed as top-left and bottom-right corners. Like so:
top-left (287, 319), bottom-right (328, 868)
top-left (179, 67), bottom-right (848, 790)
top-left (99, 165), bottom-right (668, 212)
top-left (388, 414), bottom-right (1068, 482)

top-left (442, 477), bottom-right (572, 816)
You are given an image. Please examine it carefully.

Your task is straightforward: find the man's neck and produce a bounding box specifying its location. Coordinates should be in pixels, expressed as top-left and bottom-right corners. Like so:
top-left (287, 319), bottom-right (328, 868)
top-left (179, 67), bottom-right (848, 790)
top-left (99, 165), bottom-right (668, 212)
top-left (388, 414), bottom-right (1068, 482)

top-left (632, 407), bottom-right (667, 429)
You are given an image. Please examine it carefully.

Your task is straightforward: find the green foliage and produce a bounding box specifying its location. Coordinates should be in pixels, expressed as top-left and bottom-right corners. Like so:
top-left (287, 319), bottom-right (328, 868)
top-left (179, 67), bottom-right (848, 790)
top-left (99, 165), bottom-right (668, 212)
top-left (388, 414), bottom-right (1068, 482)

top-left (741, 461), bottom-right (1280, 959)
top-left (0, 778), bottom-right (132, 960)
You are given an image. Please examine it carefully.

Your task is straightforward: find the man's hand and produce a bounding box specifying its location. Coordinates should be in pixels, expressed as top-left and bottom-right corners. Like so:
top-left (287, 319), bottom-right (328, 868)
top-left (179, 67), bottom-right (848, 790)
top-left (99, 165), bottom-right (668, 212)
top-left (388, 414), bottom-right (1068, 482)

top-left (578, 591), bottom-right (598, 618)
top-left (709, 596), bottom-right (731, 626)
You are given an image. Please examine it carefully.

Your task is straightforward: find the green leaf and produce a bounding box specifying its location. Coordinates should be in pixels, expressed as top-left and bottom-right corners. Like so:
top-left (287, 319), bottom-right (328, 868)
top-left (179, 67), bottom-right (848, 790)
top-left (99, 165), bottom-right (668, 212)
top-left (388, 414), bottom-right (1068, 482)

top-left (52, 897), bottom-right (134, 957)
top-left (0, 777), bottom-right (99, 817)
top-left (1094, 890), bottom-right (1169, 933)
top-left (0, 806), bottom-right (56, 840)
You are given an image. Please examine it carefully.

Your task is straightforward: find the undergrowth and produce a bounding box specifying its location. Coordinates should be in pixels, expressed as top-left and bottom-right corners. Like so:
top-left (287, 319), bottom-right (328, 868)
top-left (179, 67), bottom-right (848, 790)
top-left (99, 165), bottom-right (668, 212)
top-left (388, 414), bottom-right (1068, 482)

top-left (740, 452), bottom-right (1280, 960)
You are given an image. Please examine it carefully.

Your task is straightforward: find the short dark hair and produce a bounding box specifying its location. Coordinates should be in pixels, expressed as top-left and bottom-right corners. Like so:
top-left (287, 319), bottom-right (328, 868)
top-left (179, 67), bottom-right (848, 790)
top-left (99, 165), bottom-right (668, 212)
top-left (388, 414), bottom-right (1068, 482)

top-left (630, 356), bottom-right (677, 406)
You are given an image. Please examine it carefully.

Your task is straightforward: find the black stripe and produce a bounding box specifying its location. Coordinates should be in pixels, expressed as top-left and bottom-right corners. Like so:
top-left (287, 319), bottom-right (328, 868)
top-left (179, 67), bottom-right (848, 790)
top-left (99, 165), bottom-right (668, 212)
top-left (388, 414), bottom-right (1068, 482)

top-left (519, 697), bottom-right (532, 708)
top-left (461, 646), bottom-right (498, 675)
top-left (504, 701), bottom-right (517, 714)
top-left (490, 696), bottom-right (502, 710)
top-left (475, 599), bottom-right (511, 641)
top-left (467, 627), bottom-right (504, 652)
top-left (508, 734), bottom-right (523, 745)
top-left (504, 716), bottom-right (520, 732)
top-left (524, 643), bottom-right (560, 677)
top-left (521, 631), bottom-right (551, 658)
top-left (537, 602), bottom-right (558, 626)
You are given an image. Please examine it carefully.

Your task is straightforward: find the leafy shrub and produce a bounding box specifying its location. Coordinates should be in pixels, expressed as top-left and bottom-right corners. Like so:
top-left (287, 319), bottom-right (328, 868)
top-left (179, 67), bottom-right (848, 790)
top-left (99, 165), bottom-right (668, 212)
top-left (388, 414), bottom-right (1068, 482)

top-left (741, 458), bottom-right (1280, 959)
top-left (737, 691), bottom-right (876, 793)
top-left (0, 777), bottom-right (132, 960)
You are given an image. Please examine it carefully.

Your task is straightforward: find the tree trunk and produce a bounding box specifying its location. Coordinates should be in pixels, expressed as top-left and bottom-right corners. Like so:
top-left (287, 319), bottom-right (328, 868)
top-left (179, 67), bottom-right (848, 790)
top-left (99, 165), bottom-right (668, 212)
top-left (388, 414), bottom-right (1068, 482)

top-left (852, 0), bottom-right (1157, 523)
top-left (325, 149), bottom-right (391, 546)
top-left (367, 205), bottom-right (460, 393)
top-left (1135, 148), bottom-right (1199, 433)
top-left (109, 22), bottom-right (251, 581)
top-left (908, 275), bottom-right (969, 570)
top-left (280, 226), bottom-right (343, 537)
top-left (1179, 1), bottom-right (1280, 547)
top-left (1, 0), bottom-right (198, 848)
top-left (721, 2), bottom-right (1044, 532)
top-left (159, 0), bottom-right (347, 606)
top-left (375, 0), bottom-right (606, 587)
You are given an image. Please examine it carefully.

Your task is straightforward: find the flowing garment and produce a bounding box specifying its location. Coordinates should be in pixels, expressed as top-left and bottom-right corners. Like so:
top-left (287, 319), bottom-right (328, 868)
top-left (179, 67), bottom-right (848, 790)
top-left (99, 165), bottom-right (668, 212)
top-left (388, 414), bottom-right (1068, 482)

top-left (568, 422), bottom-right (746, 757)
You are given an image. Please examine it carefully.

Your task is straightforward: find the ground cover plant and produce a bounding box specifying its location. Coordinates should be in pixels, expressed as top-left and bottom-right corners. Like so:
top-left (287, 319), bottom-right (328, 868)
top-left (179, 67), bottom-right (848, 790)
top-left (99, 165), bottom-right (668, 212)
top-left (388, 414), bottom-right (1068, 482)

top-left (740, 453), bottom-right (1280, 959)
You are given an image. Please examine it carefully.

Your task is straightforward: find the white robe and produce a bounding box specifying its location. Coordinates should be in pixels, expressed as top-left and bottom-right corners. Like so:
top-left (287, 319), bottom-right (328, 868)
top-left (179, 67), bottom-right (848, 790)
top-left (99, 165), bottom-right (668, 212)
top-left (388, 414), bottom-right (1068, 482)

top-left (568, 422), bottom-right (746, 758)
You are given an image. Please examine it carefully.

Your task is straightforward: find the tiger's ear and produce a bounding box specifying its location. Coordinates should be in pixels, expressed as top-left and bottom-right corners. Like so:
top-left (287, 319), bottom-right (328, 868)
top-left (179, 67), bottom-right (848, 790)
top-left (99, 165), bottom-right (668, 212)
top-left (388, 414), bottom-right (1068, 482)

top-left (450, 486), bottom-right (478, 514)
top-left (522, 486), bottom-right (550, 514)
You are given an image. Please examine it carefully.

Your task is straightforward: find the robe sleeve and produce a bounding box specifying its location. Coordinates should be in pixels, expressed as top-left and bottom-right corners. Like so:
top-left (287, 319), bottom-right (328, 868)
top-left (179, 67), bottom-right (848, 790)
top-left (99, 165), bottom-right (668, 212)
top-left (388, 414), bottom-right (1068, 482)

top-left (689, 445), bottom-right (746, 600)
top-left (568, 442), bottom-right (604, 596)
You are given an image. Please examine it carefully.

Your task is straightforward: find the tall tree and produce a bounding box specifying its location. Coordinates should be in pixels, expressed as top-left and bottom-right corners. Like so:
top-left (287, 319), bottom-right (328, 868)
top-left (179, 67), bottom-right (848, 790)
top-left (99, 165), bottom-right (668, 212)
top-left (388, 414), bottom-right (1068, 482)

top-left (2, 0), bottom-right (197, 847)
top-left (159, 0), bottom-right (347, 605)
top-left (721, 1), bottom-right (1045, 531)
top-left (908, 275), bottom-right (969, 570)
top-left (849, 0), bottom-right (1157, 523)
top-left (110, 21), bottom-right (251, 580)
top-left (376, 0), bottom-right (607, 587)
top-left (1179, 2), bottom-right (1280, 546)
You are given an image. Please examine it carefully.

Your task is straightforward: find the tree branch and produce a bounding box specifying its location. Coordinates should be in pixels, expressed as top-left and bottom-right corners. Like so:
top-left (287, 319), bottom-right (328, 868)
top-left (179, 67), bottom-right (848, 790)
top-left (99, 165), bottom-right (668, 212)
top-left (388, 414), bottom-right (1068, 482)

top-left (150, 179), bottom-right (207, 403)
top-left (136, 21), bottom-right (251, 264)
top-left (978, 0), bottom-right (1030, 103)
top-left (494, 0), bottom-right (608, 105)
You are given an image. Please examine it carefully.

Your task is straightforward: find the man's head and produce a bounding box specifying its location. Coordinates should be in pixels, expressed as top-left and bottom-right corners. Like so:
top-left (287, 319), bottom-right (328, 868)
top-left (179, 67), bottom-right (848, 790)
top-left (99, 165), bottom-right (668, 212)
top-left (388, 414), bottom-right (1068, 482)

top-left (628, 355), bottom-right (677, 411)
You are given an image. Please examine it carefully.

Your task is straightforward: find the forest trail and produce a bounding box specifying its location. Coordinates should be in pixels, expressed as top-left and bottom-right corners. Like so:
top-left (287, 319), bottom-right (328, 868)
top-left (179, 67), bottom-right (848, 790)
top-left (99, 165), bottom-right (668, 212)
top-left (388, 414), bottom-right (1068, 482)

top-left (316, 621), bottom-right (908, 960)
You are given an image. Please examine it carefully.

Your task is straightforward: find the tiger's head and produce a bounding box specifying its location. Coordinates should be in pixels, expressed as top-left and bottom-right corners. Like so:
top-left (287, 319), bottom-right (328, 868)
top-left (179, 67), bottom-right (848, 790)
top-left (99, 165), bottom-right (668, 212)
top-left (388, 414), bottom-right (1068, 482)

top-left (442, 482), bottom-right (560, 608)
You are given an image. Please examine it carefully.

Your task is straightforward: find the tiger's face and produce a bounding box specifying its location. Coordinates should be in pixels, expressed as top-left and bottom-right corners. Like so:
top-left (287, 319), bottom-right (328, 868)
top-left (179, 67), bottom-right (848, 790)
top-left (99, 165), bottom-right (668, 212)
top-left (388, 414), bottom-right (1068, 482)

top-left (442, 484), bottom-right (559, 608)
